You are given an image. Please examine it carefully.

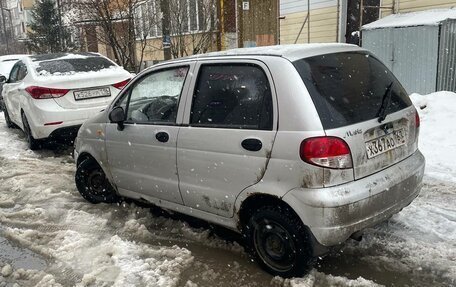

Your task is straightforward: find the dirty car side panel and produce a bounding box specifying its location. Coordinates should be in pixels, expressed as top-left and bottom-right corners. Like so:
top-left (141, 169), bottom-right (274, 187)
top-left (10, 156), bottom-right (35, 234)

top-left (177, 59), bottom-right (278, 217)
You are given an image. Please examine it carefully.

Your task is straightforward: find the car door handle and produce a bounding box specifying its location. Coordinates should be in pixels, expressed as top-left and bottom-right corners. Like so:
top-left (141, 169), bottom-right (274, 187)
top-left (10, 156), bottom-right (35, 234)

top-left (156, 132), bottom-right (169, 143)
top-left (241, 138), bottom-right (262, 152)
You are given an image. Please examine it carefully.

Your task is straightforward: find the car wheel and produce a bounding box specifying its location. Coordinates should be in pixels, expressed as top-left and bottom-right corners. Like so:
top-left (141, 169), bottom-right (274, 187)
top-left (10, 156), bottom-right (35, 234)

top-left (3, 106), bottom-right (14, 128)
top-left (75, 158), bottom-right (120, 204)
top-left (21, 113), bottom-right (40, 150)
top-left (244, 205), bottom-right (314, 278)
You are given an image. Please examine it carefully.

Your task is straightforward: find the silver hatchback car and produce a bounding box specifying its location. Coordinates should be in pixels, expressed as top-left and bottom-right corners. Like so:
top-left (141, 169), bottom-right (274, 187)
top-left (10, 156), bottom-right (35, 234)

top-left (74, 44), bottom-right (425, 277)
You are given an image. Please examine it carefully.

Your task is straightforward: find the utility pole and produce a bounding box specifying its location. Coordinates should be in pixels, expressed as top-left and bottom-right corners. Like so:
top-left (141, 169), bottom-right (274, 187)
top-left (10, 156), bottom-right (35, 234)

top-left (0, 0), bottom-right (10, 54)
top-left (217, 0), bottom-right (223, 51)
top-left (160, 0), bottom-right (171, 60)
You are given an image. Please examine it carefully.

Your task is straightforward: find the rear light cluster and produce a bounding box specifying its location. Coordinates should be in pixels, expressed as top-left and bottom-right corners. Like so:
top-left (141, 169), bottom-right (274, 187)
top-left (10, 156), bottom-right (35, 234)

top-left (300, 137), bottom-right (353, 169)
top-left (25, 86), bottom-right (69, 99)
top-left (112, 79), bottom-right (131, 90)
top-left (26, 78), bottom-right (131, 100)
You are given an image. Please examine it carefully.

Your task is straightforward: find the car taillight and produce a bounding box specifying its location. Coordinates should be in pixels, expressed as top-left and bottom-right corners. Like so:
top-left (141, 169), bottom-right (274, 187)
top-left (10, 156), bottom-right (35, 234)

top-left (300, 137), bottom-right (353, 169)
top-left (415, 111), bottom-right (420, 128)
top-left (25, 86), bottom-right (69, 99)
top-left (112, 79), bottom-right (131, 90)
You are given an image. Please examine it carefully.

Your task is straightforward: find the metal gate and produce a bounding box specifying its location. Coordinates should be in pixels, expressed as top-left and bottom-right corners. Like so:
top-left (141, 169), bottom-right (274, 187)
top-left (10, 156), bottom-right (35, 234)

top-left (363, 25), bottom-right (439, 94)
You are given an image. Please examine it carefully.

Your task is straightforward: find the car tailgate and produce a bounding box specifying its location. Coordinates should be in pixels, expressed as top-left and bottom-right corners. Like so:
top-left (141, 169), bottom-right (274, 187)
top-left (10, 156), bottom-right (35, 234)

top-left (293, 51), bottom-right (419, 180)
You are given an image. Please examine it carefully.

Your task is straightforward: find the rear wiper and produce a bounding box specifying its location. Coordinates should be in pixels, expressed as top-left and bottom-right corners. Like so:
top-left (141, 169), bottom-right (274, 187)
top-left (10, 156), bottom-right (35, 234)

top-left (377, 82), bottom-right (394, 123)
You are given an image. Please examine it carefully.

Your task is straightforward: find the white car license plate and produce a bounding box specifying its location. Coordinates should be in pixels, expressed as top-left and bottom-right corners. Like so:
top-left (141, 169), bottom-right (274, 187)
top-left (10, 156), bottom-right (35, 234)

top-left (74, 88), bottom-right (111, 101)
top-left (366, 129), bottom-right (407, 159)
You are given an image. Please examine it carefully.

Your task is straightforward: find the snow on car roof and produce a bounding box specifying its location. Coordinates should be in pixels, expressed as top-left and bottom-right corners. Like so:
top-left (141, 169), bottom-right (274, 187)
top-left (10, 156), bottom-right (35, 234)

top-left (26, 52), bottom-right (124, 78)
top-left (363, 8), bottom-right (456, 30)
top-left (0, 54), bottom-right (27, 61)
top-left (29, 52), bottom-right (101, 62)
top-left (182, 43), bottom-right (363, 62)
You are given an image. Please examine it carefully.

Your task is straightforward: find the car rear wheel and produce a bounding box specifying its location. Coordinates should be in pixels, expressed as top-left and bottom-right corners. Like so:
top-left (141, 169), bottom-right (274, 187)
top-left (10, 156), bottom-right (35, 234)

top-left (3, 106), bottom-right (14, 128)
top-left (21, 113), bottom-right (40, 150)
top-left (244, 205), bottom-right (314, 278)
top-left (75, 158), bottom-right (120, 204)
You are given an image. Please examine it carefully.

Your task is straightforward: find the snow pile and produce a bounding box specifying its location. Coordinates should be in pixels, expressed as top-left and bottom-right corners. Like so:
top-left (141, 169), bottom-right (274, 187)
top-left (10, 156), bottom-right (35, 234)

top-left (50, 53), bottom-right (91, 60)
top-left (271, 270), bottom-right (383, 286)
top-left (411, 92), bottom-right (456, 181)
top-left (0, 122), bottom-right (195, 286)
top-left (34, 65), bottom-right (124, 78)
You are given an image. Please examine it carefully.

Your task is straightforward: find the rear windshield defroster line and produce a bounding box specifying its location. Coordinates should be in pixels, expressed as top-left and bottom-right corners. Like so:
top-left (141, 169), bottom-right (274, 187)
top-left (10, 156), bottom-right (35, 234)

top-left (293, 52), bottom-right (412, 130)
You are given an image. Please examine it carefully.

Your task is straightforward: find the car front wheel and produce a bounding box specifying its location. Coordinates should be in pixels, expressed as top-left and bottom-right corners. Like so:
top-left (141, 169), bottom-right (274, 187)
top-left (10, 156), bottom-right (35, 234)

top-left (244, 205), bottom-right (314, 278)
top-left (75, 158), bottom-right (120, 204)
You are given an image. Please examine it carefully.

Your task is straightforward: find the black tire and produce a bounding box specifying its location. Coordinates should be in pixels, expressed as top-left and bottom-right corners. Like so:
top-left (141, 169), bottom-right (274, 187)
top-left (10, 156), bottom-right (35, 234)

top-left (21, 113), bottom-right (40, 150)
top-left (244, 205), bottom-right (314, 278)
top-left (3, 106), bottom-right (14, 128)
top-left (75, 158), bottom-right (120, 204)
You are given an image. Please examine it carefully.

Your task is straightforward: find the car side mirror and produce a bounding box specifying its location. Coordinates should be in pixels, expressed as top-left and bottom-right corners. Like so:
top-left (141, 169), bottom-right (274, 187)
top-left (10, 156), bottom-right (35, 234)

top-left (109, 106), bottom-right (126, 131)
top-left (0, 75), bottom-right (7, 84)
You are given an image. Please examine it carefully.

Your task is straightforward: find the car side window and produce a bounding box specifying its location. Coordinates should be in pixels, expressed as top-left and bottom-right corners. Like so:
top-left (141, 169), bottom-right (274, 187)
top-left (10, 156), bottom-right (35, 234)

top-left (16, 62), bottom-right (28, 81)
top-left (190, 64), bottom-right (273, 130)
top-left (8, 63), bottom-right (20, 83)
top-left (125, 66), bottom-right (189, 124)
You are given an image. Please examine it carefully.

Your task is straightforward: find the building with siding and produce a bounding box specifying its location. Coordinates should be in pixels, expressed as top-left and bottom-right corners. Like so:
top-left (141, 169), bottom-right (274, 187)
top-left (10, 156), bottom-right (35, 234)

top-left (0, 0), bottom-right (27, 54)
top-left (134, 0), bottom-right (279, 66)
top-left (279, 0), bottom-right (456, 45)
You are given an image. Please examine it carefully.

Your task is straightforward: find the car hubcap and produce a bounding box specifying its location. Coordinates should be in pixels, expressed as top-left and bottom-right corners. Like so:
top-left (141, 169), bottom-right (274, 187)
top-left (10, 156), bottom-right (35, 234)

top-left (87, 170), bottom-right (107, 195)
top-left (253, 219), bottom-right (296, 272)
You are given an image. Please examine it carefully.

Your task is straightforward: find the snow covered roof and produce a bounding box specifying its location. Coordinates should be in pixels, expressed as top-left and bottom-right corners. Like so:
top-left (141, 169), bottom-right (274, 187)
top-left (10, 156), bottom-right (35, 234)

top-left (363, 8), bottom-right (456, 30)
top-left (29, 52), bottom-right (100, 63)
top-left (182, 43), bottom-right (364, 62)
top-left (0, 54), bottom-right (27, 61)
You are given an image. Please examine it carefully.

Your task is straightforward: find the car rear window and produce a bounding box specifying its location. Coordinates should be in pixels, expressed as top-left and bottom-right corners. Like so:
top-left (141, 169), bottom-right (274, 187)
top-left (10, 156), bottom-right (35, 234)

top-left (34, 57), bottom-right (116, 75)
top-left (293, 52), bottom-right (412, 130)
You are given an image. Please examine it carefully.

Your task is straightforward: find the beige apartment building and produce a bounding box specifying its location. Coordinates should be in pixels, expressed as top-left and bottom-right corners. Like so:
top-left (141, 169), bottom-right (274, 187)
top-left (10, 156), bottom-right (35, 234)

top-left (279, 0), bottom-right (456, 44)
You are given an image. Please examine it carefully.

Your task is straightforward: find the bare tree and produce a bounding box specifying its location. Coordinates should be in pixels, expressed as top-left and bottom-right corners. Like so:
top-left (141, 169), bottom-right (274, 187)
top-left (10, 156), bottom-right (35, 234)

top-left (133, 0), bottom-right (163, 69)
top-left (73, 0), bottom-right (218, 71)
top-left (74, 0), bottom-right (160, 72)
top-left (167, 0), bottom-right (218, 59)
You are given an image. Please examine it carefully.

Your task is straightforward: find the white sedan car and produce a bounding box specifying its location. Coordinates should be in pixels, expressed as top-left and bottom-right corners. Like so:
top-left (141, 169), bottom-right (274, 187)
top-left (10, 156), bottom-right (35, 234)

top-left (1, 52), bottom-right (132, 149)
top-left (0, 54), bottom-right (28, 111)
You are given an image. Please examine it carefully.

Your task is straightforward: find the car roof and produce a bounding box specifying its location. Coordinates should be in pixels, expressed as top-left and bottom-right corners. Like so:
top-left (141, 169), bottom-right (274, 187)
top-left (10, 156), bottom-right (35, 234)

top-left (0, 54), bottom-right (28, 61)
top-left (172, 43), bottom-right (365, 63)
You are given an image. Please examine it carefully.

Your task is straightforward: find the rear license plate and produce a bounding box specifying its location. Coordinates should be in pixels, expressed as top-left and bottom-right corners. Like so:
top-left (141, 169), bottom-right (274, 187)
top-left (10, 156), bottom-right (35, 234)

top-left (74, 87), bottom-right (111, 101)
top-left (366, 129), bottom-right (407, 159)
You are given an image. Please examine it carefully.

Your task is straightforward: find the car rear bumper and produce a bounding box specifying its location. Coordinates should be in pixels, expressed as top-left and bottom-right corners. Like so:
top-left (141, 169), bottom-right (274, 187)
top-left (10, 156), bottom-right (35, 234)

top-left (48, 125), bottom-right (81, 141)
top-left (282, 150), bottom-right (425, 247)
top-left (27, 100), bottom-right (106, 139)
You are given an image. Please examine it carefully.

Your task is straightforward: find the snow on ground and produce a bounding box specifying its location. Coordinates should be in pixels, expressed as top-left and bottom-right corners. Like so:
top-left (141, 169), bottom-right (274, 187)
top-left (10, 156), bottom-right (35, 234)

top-left (0, 91), bottom-right (455, 287)
top-left (0, 127), bottom-right (194, 286)
top-left (411, 92), bottom-right (456, 181)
